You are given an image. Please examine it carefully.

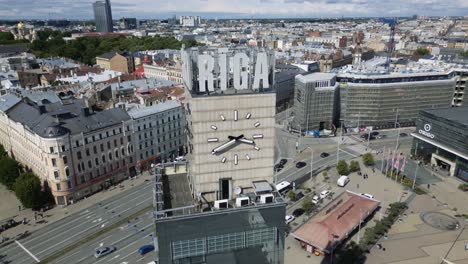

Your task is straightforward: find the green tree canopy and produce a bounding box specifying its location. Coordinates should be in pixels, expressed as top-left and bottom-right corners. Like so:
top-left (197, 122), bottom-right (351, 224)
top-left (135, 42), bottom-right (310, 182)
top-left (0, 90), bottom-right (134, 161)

top-left (362, 153), bottom-right (375, 166)
top-left (414, 47), bottom-right (430, 56)
top-left (302, 199), bottom-right (315, 213)
top-left (0, 144), bottom-right (7, 158)
top-left (336, 160), bottom-right (349, 175)
top-left (349, 160), bottom-right (361, 172)
top-left (0, 156), bottom-right (20, 189)
top-left (13, 173), bottom-right (44, 209)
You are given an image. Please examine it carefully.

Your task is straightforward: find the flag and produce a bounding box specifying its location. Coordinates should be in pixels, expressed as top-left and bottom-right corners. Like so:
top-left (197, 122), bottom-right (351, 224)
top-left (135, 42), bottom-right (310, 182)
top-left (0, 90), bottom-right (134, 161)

top-left (393, 153), bottom-right (401, 171)
top-left (400, 155), bottom-right (406, 173)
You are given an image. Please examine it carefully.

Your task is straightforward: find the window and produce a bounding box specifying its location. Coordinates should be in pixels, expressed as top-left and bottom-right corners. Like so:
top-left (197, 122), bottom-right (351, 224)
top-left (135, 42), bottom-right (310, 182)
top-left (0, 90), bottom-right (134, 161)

top-left (99, 133), bottom-right (103, 140)
top-left (100, 144), bottom-right (104, 151)
top-left (93, 146), bottom-right (97, 154)
top-left (59, 145), bottom-right (64, 152)
top-left (114, 139), bottom-right (117, 147)
top-left (56, 183), bottom-right (61, 191)
top-left (86, 148), bottom-right (90, 156)
top-left (75, 141), bottom-right (79, 147)
top-left (119, 128), bottom-right (122, 133)
top-left (120, 137), bottom-right (124, 145)
top-left (54, 171), bottom-right (59, 180)
top-left (121, 148), bottom-right (125, 156)
top-left (92, 135), bottom-right (95, 142)
top-left (115, 150), bottom-right (119, 158)
top-left (102, 155), bottom-right (106, 163)
top-left (51, 158), bottom-right (57, 167)
top-left (77, 164), bottom-right (81, 173)
top-left (95, 158), bottom-right (99, 166)
top-left (77, 151), bottom-right (82, 160)
top-left (106, 131), bottom-right (109, 137)
top-left (127, 135), bottom-right (131, 141)
top-left (107, 142), bottom-right (111, 149)
top-left (63, 156), bottom-right (68, 164)
top-left (109, 152), bottom-right (113, 160)
top-left (65, 167), bottom-right (70, 177)
top-left (88, 160), bottom-right (92, 169)
top-left (80, 175), bottom-right (85, 184)
top-left (85, 138), bottom-right (88, 144)
top-left (67, 181), bottom-right (72, 189)
top-left (50, 147), bottom-right (54, 153)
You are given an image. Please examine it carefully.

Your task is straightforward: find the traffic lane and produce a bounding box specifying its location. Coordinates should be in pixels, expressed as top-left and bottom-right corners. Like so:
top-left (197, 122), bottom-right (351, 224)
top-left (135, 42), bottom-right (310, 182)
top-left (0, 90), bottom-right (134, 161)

top-left (58, 216), bottom-right (155, 264)
top-left (3, 182), bottom-right (154, 263)
top-left (276, 151), bottom-right (354, 184)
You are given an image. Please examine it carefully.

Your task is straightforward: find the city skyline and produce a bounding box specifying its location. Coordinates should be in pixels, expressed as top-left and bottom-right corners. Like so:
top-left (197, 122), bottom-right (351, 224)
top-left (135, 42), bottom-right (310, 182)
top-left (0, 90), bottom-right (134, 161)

top-left (0, 0), bottom-right (467, 20)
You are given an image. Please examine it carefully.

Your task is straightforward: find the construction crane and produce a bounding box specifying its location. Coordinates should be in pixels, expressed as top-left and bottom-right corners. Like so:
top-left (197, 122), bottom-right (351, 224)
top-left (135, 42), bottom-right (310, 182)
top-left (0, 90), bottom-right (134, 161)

top-left (379, 18), bottom-right (398, 72)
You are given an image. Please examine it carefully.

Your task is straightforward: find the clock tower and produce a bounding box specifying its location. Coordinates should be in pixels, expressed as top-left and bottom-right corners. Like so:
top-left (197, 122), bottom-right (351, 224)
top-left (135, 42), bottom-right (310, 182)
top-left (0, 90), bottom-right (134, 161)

top-left (182, 47), bottom-right (276, 203)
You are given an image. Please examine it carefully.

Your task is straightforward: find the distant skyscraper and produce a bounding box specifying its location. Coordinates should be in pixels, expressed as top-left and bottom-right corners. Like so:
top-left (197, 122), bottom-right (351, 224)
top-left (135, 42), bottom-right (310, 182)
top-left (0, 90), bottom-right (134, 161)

top-left (93, 0), bottom-right (113, 32)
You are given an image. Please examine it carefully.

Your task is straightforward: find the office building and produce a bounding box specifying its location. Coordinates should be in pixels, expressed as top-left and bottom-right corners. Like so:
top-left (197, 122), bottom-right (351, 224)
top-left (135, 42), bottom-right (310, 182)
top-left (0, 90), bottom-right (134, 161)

top-left (0, 94), bottom-right (135, 205)
top-left (127, 101), bottom-right (186, 172)
top-left (411, 107), bottom-right (468, 182)
top-left (453, 67), bottom-right (468, 107)
top-left (120, 17), bottom-right (137, 30)
top-left (153, 163), bottom-right (286, 264)
top-left (93, 0), bottom-right (113, 33)
top-left (293, 73), bottom-right (339, 132)
top-left (179, 16), bottom-right (201, 27)
top-left (182, 47), bottom-right (277, 202)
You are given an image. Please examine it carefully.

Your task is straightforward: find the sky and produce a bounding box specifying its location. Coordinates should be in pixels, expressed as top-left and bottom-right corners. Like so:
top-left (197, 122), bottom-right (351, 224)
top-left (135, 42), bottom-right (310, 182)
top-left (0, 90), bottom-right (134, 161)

top-left (0, 0), bottom-right (467, 20)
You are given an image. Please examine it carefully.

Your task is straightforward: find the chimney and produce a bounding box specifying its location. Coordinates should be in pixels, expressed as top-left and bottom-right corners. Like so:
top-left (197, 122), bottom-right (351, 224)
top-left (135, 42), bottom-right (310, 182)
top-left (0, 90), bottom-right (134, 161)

top-left (81, 107), bottom-right (91, 117)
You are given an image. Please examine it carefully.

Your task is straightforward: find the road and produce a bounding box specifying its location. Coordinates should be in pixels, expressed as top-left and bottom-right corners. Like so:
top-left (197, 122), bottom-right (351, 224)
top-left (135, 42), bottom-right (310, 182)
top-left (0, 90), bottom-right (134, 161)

top-left (0, 180), bottom-right (154, 264)
top-left (50, 210), bottom-right (156, 264)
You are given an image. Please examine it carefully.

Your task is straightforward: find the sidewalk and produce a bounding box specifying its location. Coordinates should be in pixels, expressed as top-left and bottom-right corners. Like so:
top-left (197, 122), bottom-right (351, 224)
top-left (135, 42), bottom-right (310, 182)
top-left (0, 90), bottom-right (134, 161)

top-left (0, 171), bottom-right (153, 240)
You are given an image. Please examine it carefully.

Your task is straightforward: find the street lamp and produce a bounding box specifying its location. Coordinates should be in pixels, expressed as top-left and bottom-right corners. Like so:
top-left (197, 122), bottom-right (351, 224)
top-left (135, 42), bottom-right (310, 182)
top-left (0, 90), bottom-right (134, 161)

top-left (395, 122), bottom-right (401, 152)
top-left (306, 147), bottom-right (314, 181)
top-left (412, 161), bottom-right (421, 190)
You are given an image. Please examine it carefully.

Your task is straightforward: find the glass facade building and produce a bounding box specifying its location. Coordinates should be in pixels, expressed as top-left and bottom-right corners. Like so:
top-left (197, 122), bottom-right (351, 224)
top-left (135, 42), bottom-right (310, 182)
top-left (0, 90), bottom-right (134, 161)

top-left (411, 106), bottom-right (468, 182)
top-left (156, 204), bottom-right (285, 264)
top-left (337, 72), bottom-right (456, 128)
top-left (93, 0), bottom-right (113, 33)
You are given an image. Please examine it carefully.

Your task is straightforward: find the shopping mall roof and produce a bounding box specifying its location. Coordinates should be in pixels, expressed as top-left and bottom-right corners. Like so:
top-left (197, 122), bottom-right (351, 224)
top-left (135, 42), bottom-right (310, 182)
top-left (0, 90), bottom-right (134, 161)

top-left (291, 191), bottom-right (380, 253)
top-left (422, 106), bottom-right (468, 127)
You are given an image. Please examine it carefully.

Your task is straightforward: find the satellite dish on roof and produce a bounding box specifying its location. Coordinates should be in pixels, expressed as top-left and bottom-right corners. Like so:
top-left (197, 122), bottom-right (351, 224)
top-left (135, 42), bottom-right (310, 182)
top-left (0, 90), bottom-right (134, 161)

top-left (234, 186), bottom-right (242, 195)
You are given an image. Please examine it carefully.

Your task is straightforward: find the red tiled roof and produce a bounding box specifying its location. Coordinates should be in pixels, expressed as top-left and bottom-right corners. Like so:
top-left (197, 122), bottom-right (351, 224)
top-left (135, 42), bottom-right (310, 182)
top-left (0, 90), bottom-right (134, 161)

top-left (292, 191), bottom-right (380, 253)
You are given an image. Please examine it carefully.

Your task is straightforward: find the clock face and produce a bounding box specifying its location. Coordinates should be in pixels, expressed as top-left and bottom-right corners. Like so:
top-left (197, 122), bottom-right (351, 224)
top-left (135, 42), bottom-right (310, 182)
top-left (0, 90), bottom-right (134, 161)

top-left (207, 110), bottom-right (263, 165)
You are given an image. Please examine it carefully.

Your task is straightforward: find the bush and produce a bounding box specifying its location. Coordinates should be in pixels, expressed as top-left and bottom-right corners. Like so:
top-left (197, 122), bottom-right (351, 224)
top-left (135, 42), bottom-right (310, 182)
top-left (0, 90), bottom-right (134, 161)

top-left (458, 184), bottom-right (468, 191)
top-left (302, 199), bottom-right (315, 213)
top-left (287, 190), bottom-right (297, 201)
top-left (0, 144), bottom-right (7, 158)
top-left (336, 160), bottom-right (349, 175)
top-left (349, 160), bottom-right (361, 172)
top-left (414, 187), bottom-right (427, 195)
top-left (362, 153), bottom-right (375, 166)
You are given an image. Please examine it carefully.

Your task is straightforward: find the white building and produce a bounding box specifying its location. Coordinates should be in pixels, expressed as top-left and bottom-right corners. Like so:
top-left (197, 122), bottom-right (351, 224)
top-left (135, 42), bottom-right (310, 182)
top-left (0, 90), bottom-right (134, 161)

top-left (179, 16), bottom-right (201, 27)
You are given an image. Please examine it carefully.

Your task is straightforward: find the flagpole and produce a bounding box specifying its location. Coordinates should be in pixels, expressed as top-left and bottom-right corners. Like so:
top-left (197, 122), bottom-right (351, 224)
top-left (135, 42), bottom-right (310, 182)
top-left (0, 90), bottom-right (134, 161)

top-left (380, 146), bottom-right (386, 173)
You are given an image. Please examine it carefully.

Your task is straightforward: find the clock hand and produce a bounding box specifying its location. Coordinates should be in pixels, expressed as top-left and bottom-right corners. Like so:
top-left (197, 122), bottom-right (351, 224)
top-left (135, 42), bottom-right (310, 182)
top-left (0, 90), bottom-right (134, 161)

top-left (238, 138), bottom-right (255, 145)
top-left (211, 139), bottom-right (237, 155)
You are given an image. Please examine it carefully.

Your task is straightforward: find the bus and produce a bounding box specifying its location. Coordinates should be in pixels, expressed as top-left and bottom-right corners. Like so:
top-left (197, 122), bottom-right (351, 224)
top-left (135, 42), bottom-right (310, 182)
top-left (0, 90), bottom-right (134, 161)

top-left (276, 181), bottom-right (291, 194)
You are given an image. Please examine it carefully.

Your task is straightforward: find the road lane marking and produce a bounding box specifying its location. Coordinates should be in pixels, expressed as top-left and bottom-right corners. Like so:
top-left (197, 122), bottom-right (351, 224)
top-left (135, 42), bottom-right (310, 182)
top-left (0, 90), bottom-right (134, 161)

top-left (15, 240), bottom-right (40, 263)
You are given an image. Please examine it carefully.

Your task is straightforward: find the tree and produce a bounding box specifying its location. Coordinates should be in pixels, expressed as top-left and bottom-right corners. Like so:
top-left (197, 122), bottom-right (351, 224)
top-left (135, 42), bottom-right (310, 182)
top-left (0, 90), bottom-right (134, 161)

top-left (287, 190), bottom-right (297, 201)
top-left (0, 156), bottom-right (20, 189)
top-left (414, 47), bottom-right (430, 56)
top-left (335, 241), bottom-right (365, 264)
top-left (336, 160), bottom-right (349, 175)
top-left (362, 153), bottom-right (375, 166)
top-left (460, 50), bottom-right (468, 58)
top-left (13, 173), bottom-right (44, 209)
top-left (302, 199), bottom-right (315, 213)
top-left (0, 144), bottom-right (7, 158)
top-left (349, 160), bottom-right (361, 172)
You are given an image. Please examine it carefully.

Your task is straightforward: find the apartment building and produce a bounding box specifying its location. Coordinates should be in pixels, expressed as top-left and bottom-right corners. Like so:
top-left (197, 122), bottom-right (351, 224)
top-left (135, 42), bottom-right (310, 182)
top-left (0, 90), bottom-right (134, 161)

top-left (96, 52), bottom-right (135, 74)
top-left (0, 94), bottom-right (135, 205)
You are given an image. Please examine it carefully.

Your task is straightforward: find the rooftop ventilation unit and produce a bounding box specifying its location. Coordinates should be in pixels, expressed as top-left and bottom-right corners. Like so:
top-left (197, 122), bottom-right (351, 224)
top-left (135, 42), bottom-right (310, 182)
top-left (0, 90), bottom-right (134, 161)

top-left (236, 197), bottom-right (250, 207)
top-left (214, 199), bottom-right (228, 209)
top-left (260, 194), bottom-right (274, 204)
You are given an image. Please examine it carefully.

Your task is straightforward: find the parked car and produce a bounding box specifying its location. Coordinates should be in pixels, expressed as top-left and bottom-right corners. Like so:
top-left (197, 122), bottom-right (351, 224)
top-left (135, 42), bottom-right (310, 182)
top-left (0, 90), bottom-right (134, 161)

top-left (361, 193), bottom-right (374, 199)
top-left (274, 164), bottom-right (284, 172)
top-left (138, 245), bottom-right (155, 255)
top-left (370, 131), bottom-right (379, 136)
top-left (94, 246), bottom-right (116, 258)
top-left (296, 162), bottom-right (306, 168)
top-left (279, 159), bottom-right (288, 166)
top-left (292, 208), bottom-right (305, 217)
top-left (337, 176), bottom-right (350, 187)
top-left (399, 133), bottom-right (408, 137)
top-left (320, 152), bottom-right (329, 158)
top-left (312, 195), bottom-right (321, 204)
top-left (174, 156), bottom-right (186, 162)
top-left (319, 190), bottom-right (331, 199)
top-left (285, 215), bottom-right (295, 224)
top-left (296, 191), bottom-right (304, 200)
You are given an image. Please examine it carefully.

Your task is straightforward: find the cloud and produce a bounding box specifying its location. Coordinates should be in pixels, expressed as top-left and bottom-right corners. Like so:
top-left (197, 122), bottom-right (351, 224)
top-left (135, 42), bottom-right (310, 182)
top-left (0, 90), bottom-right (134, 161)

top-left (0, 0), bottom-right (467, 19)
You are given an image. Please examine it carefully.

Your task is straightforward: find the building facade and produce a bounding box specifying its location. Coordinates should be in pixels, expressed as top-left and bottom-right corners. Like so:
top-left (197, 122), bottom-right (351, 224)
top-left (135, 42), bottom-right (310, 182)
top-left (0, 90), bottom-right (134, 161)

top-left (453, 68), bottom-right (468, 107)
top-left (179, 16), bottom-right (201, 27)
top-left (293, 73), bottom-right (339, 132)
top-left (411, 107), bottom-right (468, 182)
top-left (93, 0), bottom-right (113, 33)
top-left (96, 52), bottom-right (134, 74)
top-left (0, 94), bottom-right (135, 205)
top-left (128, 101), bottom-right (186, 171)
top-left (182, 47), bottom-right (276, 202)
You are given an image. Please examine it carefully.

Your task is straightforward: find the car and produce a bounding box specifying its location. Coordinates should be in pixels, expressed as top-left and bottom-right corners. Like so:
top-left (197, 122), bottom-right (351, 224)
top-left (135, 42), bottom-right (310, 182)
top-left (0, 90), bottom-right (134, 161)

top-left (320, 152), bottom-right (330, 158)
top-left (360, 134), bottom-right (368, 139)
top-left (312, 195), bottom-right (321, 204)
top-left (174, 156), bottom-right (186, 162)
top-left (319, 190), bottom-right (330, 199)
top-left (94, 246), bottom-right (116, 258)
top-left (399, 133), bottom-right (408, 137)
top-left (285, 215), bottom-right (295, 224)
top-left (296, 162), bottom-right (306, 168)
top-left (274, 164), bottom-right (284, 172)
top-left (370, 131), bottom-right (379, 136)
top-left (296, 191), bottom-right (304, 200)
top-left (361, 193), bottom-right (374, 199)
top-left (292, 208), bottom-right (305, 217)
top-left (138, 244), bottom-right (155, 255)
top-left (279, 159), bottom-right (288, 166)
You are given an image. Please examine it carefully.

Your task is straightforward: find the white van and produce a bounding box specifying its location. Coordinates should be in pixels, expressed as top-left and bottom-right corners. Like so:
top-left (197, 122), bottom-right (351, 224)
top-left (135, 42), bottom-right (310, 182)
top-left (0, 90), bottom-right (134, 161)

top-left (337, 176), bottom-right (350, 187)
